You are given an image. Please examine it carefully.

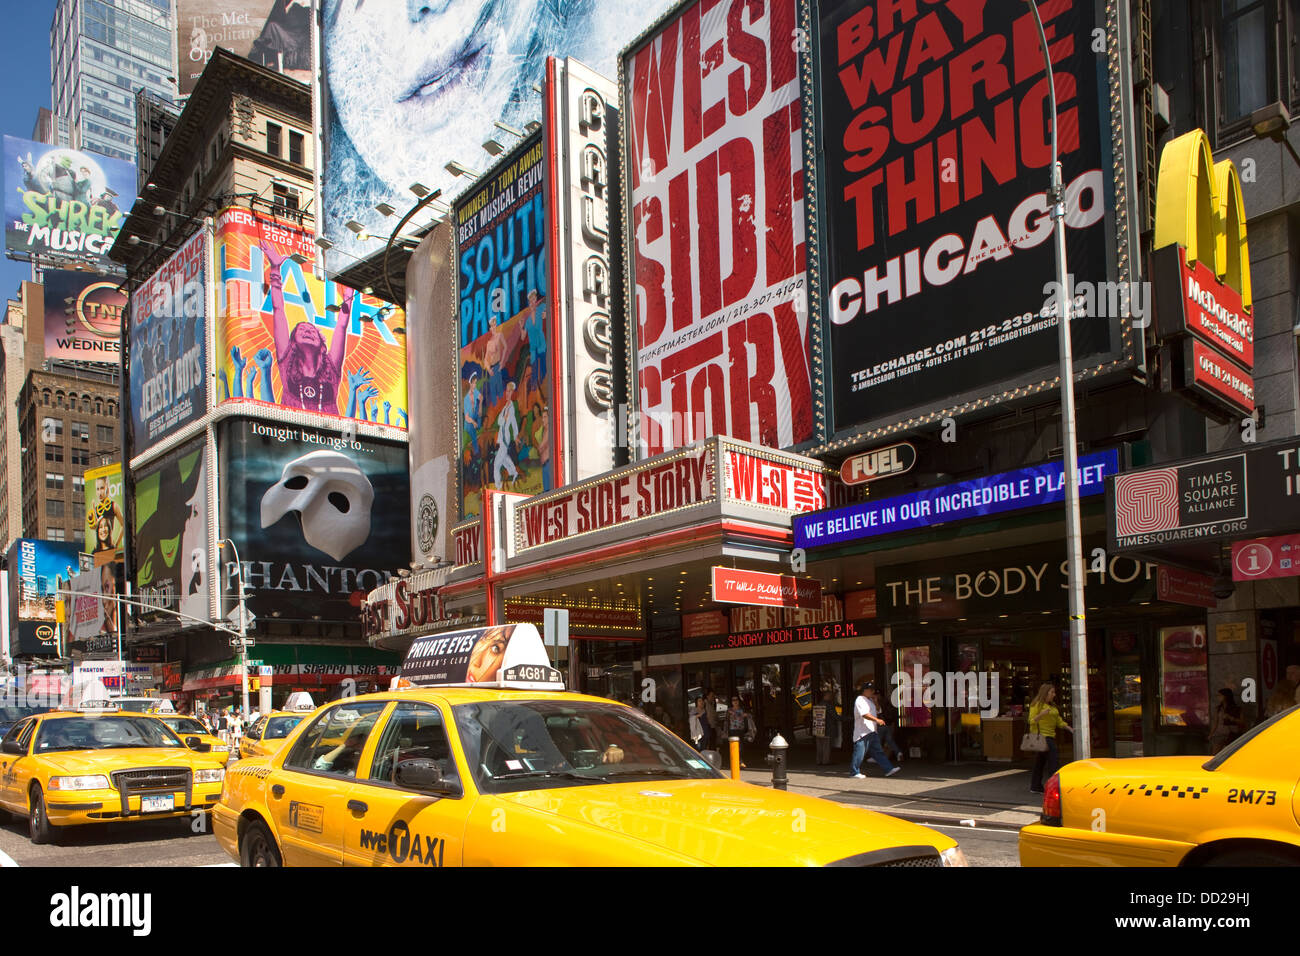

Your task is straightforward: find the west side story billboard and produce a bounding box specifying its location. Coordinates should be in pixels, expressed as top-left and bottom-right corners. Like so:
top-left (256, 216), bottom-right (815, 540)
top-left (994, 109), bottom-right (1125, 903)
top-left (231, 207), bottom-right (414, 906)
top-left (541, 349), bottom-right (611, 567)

top-left (623, 0), bottom-right (812, 456)
top-left (814, 0), bottom-right (1135, 441)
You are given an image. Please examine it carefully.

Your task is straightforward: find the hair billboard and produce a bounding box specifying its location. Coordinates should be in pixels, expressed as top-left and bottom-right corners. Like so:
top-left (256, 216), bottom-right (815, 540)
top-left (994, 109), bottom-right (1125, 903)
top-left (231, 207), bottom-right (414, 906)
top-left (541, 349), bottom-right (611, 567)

top-left (215, 207), bottom-right (408, 427)
top-left (622, 0), bottom-right (813, 456)
top-left (814, 0), bottom-right (1133, 441)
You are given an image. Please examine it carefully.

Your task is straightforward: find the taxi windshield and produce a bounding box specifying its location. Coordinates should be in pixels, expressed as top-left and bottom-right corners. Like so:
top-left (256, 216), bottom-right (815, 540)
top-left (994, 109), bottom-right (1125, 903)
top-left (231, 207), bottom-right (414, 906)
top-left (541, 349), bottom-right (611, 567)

top-left (264, 715), bottom-right (304, 739)
top-left (453, 700), bottom-right (723, 794)
top-left (34, 715), bottom-right (183, 752)
top-left (163, 717), bottom-right (207, 736)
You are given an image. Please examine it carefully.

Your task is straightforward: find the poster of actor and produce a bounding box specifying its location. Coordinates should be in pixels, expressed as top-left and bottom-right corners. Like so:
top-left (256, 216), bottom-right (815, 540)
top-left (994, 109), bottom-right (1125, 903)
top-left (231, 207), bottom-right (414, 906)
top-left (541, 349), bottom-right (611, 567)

top-left (215, 207), bottom-right (408, 427)
top-left (456, 137), bottom-right (552, 521)
top-left (218, 419), bottom-right (411, 624)
top-left (84, 462), bottom-right (126, 565)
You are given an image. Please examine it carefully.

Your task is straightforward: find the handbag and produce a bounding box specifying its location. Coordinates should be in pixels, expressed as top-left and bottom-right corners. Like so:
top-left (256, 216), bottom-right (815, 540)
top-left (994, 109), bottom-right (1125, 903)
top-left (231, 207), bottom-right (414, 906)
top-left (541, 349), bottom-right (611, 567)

top-left (1021, 711), bottom-right (1049, 753)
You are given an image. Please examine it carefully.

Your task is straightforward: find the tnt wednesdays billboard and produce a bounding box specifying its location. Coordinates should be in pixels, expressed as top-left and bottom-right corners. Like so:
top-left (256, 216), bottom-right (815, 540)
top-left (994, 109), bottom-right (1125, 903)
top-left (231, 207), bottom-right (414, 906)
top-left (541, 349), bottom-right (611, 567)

top-left (816, 1), bottom-right (1130, 440)
top-left (623, 0), bottom-right (812, 455)
top-left (42, 270), bottom-right (124, 363)
top-left (128, 229), bottom-right (208, 458)
top-left (3, 136), bottom-right (136, 267)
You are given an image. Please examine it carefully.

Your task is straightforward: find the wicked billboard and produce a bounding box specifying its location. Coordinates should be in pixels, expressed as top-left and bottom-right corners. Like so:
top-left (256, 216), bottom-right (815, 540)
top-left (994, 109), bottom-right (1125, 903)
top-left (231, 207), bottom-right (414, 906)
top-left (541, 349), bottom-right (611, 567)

top-left (133, 440), bottom-right (209, 626)
top-left (816, 0), bottom-right (1128, 439)
top-left (219, 418), bottom-right (411, 622)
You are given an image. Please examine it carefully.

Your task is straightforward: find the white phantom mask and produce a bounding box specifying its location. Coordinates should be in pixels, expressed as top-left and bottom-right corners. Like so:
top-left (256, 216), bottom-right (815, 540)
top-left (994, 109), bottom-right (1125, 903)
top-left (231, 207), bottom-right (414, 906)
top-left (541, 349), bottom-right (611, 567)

top-left (260, 450), bottom-right (375, 561)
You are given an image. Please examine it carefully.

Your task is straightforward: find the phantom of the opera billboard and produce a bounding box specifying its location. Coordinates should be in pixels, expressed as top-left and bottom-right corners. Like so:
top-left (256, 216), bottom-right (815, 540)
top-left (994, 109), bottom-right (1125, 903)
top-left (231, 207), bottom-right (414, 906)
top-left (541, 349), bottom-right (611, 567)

top-left (41, 270), bottom-right (124, 363)
top-left (128, 228), bottom-right (208, 459)
top-left (455, 135), bottom-right (554, 522)
top-left (320, 0), bottom-right (676, 268)
top-left (215, 207), bottom-right (408, 427)
top-left (623, 0), bottom-right (813, 455)
top-left (219, 418), bottom-right (411, 623)
top-left (3, 136), bottom-right (136, 267)
top-left (177, 0), bottom-right (311, 95)
top-left (133, 440), bottom-right (209, 627)
top-left (814, 0), bottom-right (1135, 440)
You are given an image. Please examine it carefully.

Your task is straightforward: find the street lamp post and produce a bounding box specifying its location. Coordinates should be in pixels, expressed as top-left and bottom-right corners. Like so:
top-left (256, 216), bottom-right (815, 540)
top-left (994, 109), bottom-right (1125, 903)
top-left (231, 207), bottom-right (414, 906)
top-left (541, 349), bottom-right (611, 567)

top-left (1024, 0), bottom-right (1090, 757)
top-left (218, 539), bottom-right (251, 717)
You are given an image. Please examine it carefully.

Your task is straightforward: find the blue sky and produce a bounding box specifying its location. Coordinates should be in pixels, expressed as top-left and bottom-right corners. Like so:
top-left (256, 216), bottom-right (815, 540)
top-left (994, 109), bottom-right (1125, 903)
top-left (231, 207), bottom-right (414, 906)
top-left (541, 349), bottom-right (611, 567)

top-left (1, 1), bottom-right (59, 303)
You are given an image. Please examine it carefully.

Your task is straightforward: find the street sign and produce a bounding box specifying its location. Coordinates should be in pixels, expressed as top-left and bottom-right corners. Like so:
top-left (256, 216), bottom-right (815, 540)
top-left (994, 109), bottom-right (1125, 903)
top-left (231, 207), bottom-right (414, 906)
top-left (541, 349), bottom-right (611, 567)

top-left (543, 608), bottom-right (569, 649)
top-left (244, 659), bottom-right (263, 667)
top-left (229, 636), bottom-right (256, 647)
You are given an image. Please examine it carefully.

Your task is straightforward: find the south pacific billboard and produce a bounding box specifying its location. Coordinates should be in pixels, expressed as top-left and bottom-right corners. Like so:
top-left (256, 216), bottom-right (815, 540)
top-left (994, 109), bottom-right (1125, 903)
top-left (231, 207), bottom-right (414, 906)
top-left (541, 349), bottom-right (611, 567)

top-left (215, 207), bottom-right (408, 427)
top-left (3, 136), bottom-right (136, 267)
top-left (219, 418), bottom-right (411, 623)
top-left (133, 441), bottom-right (209, 626)
top-left (623, 0), bottom-right (813, 455)
top-left (456, 136), bottom-right (552, 522)
top-left (42, 270), bottom-right (125, 363)
top-left (128, 229), bottom-right (208, 459)
top-left (177, 0), bottom-right (311, 96)
top-left (320, 0), bottom-right (675, 268)
top-left (816, 0), bottom-right (1125, 438)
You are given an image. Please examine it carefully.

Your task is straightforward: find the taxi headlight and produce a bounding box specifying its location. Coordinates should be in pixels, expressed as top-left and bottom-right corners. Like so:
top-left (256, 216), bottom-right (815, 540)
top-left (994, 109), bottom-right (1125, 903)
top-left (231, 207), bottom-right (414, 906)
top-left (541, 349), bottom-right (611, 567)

top-left (48, 774), bottom-right (110, 791)
top-left (211, 745), bottom-right (230, 753)
top-left (194, 768), bottom-right (225, 784)
top-left (940, 846), bottom-right (968, 868)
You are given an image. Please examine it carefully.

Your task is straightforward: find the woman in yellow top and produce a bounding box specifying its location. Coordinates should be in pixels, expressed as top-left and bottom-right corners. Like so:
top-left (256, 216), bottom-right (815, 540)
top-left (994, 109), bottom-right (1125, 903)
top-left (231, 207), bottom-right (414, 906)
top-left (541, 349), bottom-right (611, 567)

top-left (1028, 683), bottom-right (1072, 794)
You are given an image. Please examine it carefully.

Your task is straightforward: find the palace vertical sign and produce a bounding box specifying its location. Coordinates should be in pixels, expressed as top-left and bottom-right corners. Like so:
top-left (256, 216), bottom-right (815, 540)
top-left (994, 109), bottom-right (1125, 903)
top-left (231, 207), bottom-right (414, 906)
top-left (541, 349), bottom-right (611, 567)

top-left (624, 0), bottom-right (812, 455)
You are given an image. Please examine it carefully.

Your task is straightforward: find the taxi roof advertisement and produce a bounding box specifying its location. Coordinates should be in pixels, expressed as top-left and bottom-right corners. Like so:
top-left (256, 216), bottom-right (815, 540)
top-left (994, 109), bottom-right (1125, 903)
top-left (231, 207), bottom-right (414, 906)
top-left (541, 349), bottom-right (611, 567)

top-left (815, 1), bottom-right (1127, 440)
top-left (401, 623), bottom-right (547, 686)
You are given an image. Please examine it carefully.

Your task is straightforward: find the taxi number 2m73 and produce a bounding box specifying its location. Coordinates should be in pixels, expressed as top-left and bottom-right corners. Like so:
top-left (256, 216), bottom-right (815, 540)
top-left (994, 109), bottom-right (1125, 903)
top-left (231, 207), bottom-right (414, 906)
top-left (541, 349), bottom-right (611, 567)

top-left (1227, 788), bottom-right (1277, 806)
top-left (357, 821), bottom-right (446, 866)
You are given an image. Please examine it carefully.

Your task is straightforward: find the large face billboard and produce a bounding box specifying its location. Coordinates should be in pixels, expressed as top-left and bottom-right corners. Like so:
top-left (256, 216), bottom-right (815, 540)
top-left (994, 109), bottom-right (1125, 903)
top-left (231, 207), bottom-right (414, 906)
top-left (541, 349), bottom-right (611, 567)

top-left (128, 229), bottom-right (208, 459)
top-left (133, 441), bottom-right (209, 626)
top-left (177, 0), bottom-right (311, 96)
top-left (6, 538), bottom-right (82, 656)
top-left (220, 419), bottom-right (411, 622)
top-left (817, 0), bottom-right (1125, 438)
top-left (216, 207), bottom-right (408, 426)
top-left (623, 0), bottom-right (812, 456)
top-left (3, 136), bottom-right (136, 267)
top-left (42, 270), bottom-right (125, 363)
top-left (456, 136), bottom-right (552, 521)
top-left (321, 0), bottom-right (676, 267)
top-left (84, 462), bottom-right (126, 563)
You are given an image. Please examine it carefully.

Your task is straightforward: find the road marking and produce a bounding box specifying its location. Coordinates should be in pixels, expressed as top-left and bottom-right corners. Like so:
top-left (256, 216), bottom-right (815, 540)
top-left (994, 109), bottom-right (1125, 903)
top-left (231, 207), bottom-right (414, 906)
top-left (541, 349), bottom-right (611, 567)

top-left (201, 862), bottom-right (237, 867)
top-left (927, 822), bottom-right (1023, 835)
top-left (0, 848), bottom-right (18, 867)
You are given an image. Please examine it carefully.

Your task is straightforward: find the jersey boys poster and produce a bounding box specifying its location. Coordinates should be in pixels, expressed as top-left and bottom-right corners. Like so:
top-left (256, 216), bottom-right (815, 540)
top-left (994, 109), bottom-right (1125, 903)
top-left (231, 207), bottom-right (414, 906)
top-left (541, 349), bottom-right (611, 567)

top-left (456, 136), bottom-right (553, 522)
top-left (624, 0), bottom-right (812, 456)
top-left (129, 229), bottom-right (208, 459)
top-left (215, 207), bottom-right (408, 427)
top-left (818, 0), bottom-right (1117, 435)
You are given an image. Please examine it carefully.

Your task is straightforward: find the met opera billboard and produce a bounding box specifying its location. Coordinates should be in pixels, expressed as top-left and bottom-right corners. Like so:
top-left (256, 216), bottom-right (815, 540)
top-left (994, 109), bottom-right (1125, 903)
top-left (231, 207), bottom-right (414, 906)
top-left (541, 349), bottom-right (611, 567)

top-left (178, 0), bottom-right (311, 96)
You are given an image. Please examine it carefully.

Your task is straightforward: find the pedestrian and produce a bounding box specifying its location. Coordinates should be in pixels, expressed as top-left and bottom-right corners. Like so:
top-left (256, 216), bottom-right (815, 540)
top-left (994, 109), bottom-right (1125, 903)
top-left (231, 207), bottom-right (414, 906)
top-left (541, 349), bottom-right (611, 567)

top-left (1209, 687), bottom-right (1244, 752)
top-left (1028, 683), bottom-right (1072, 793)
top-left (689, 697), bottom-right (706, 750)
top-left (725, 695), bottom-right (755, 767)
top-left (876, 692), bottom-right (904, 765)
top-left (849, 682), bottom-right (898, 778)
top-left (703, 688), bottom-right (721, 751)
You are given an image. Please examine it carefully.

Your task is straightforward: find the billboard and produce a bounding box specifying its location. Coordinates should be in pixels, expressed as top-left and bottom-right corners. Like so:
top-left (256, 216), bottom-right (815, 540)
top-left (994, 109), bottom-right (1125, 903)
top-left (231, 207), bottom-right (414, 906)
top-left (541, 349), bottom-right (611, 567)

top-left (219, 419), bottom-right (410, 622)
top-left (3, 136), bottom-right (136, 266)
top-left (133, 440), bottom-right (209, 626)
top-left (128, 229), bottom-right (208, 458)
top-left (6, 538), bottom-right (81, 656)
top-left (83, 462), bottom-right (126, 563)
top-left (405, 221), bottom-right (457, 566)
top-left (67, 562), bottom-right (123, 654)
top-left (623, 0), bottom-right (812, 455)
top-left (177, 0), bottom-right (311, 96)
top-left (215, 207), bottom-right (407, 426)
top-left (320, 0), bottom-right (676, 267)
top-left (816, 0), bottom-right (1125, 438)
top-left (41, 270), bottom-right (125, 363)
top-left (456, 136), bottom-right (553, 521)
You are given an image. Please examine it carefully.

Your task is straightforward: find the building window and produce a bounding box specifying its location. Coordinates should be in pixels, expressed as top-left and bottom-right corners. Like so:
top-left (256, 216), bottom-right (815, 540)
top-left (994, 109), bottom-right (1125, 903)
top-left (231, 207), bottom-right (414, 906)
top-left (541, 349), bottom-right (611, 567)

top-left (45, 446), bottom-right (63, 463)
top-left (267, 121), bottom-right (282, 158)
top-left (71, 448), bottom-right (90, 467)
top-left (71, 421), bottom-right (90, 442)
top-left (72, 475), bottom-right (84, 495)
top-left (48, 528), bottom-right (65, 542)
top-left (272, 182), bottom-right (300, 212)
top-left (1219, 0), bottom-right (1271, 124)
top-left (289, 130), bottom-right (304, 166)
top-left (47, 499), bottom-right (65, 518)
top-left (96, 424), bottom-right (113, 443)
top-left (45, 473), bottom-right (64, 491)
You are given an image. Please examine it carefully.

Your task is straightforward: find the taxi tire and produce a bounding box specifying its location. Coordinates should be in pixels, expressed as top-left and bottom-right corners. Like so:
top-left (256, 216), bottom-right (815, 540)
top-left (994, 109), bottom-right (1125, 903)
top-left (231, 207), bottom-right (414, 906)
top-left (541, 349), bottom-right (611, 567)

top-left (1201, 847), bottom-right (1299, 867)
top-left (240, 820), bottom-right (282, 868)
top-left (29, 786), bottom-right (60, 846)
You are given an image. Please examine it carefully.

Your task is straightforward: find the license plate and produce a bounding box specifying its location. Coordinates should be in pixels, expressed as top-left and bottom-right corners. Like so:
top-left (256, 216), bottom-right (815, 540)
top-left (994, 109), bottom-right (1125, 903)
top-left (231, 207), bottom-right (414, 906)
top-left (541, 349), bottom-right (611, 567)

top-left (141, 794), bottom-right (174, 813)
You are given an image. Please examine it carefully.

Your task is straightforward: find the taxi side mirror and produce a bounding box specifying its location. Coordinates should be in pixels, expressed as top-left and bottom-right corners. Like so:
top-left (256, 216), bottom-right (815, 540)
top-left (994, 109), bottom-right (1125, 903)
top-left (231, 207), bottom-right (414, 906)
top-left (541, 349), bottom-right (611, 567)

top-left (185, 735), bottom-right (210, 752)
top-left (394, 758), bottom-right (460, 796)
top-left (1, 740), bottom-right (23, 756)
top-left (700, 749), bottom-right (722, 770)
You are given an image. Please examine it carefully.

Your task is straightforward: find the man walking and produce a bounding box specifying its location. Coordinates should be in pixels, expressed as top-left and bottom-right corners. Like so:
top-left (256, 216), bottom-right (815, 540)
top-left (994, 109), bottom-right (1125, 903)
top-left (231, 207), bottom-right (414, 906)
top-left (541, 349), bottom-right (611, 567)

top-left (849, 682), bottom-right (899, 778)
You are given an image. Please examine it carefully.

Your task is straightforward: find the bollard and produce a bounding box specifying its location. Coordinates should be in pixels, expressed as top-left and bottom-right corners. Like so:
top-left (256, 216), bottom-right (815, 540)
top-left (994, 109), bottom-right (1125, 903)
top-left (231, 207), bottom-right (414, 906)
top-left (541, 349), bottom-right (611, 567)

top-left (766, 733), bottom-right (789, 790)
top-left (729, 736), bottom-right (741, 780)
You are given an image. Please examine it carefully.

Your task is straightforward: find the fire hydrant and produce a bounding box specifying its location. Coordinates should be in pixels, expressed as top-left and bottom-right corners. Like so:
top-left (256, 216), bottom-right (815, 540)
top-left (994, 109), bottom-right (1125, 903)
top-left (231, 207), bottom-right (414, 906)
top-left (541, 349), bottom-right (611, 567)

top-left (766, 733), bottom-right (789, 790)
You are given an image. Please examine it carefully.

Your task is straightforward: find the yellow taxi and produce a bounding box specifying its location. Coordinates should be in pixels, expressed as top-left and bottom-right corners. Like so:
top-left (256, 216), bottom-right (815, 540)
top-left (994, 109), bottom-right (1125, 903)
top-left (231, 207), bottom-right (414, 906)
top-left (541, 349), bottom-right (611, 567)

top-left (1020, 705), bottom-right (1300, 866)
top-left (0, 705), bottom-right (227, 844)
top-left (238, 700), bottom-right (314, 761)
top-left (155, 714), bottom-right (231, 766)
top-left (214, 625), bottom-right (967, 867)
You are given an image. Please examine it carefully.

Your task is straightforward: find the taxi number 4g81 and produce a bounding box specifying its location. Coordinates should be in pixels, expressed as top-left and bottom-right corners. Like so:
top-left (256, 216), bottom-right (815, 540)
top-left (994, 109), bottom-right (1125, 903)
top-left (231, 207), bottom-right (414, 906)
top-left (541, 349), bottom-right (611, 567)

top-left (358, 821), bottom-right (445, 866)
top-left (1227, 788), bottom-right (1277, 806)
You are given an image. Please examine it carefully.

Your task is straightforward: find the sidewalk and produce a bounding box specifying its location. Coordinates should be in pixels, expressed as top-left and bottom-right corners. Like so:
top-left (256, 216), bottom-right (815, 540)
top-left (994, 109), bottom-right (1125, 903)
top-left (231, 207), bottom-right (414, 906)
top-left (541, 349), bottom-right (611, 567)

top-left (735, 759), bottom-right (1044, 829)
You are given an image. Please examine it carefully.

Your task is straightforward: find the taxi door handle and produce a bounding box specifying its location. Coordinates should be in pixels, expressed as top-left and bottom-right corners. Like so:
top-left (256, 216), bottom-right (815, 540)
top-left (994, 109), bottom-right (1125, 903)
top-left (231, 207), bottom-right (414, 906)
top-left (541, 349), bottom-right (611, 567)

top-left (271, 785), bottom-right (285, 799)
top-left (347, 799), bottom-right (367, 814)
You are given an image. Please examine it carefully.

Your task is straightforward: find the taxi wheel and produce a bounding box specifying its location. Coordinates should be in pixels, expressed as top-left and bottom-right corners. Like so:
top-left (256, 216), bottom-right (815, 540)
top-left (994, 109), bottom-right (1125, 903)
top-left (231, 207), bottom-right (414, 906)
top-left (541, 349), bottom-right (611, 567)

top-left (1202, 847), bottom-right (1299, 867)
top-left (29, 786), bottom-right (60, 846)
top-left (240, 820), bottom-right (282, 868)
